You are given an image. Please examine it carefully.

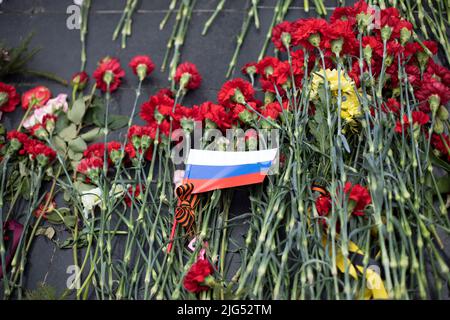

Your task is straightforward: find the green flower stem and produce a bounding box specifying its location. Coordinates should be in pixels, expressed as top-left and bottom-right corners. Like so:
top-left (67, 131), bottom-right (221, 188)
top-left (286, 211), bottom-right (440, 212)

top-left (226, 4), bottom-right (255, 78)
top-left (0, 156), bottom-right (11, 297)
top-left (80, 0), bottom-right (91, 71)
top-left (202, 0), bottom-right (226, 36)
top-left (160, 0), bottom-right (178, 30)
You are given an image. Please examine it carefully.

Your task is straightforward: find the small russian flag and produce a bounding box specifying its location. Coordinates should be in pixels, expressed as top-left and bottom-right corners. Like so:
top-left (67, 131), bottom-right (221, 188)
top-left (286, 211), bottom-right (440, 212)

top-left (183, 148), bottom-right (278, 193)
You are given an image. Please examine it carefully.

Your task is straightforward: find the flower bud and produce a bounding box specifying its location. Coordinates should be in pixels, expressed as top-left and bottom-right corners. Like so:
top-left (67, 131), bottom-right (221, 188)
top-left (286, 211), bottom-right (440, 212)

top-left (36, 154), bottom-right (49, 167)
top-left (416, 51), bottom-right (430, 71)
top-left (32, 126), bottom-right (48, 140)
top-left (103, 70), bottom-right (114, 86)
top-left (136, 64), bottom-right (148, 82)
top-left (71, 71), bottom-right (89, 91)
top-left (281, 32), bottom-right (291, 48)
top-left (437, 105), bottom-right (449, 121)
top-left (153, 109), bottom-right (165, 124)
top-left (9, 138), bottom-right (22, 153)
top-left (381, 26), bottom-right (393, 41)
top-left (45, 118), bottom-right (56, 135)
top-left (433, 118), bottom-right (444, 134)
top-left (244, 65), bottom-right (257, 76)
top-left (331, 38), bottom-right (343, 56)
top-left (429, 94), bottom-right (441, 114)
top-left (238, 109), bottom-right (254, 124)
top-left (400, 28), bottom-right (411, 45)
top-left (308, 33), bottom-right (321, 47)
top-left (232, 88), bottom-right (246, 105)
top-left (179, 73), bottom-right (192, 90)
top-left (181, 118), bottom-right (195, 132)
top-left (356, 12), bottom-right (372, 32)
top-left (110, 149), bottom-right (122, 165)
top-left (363, 45), bottom-right (372, 64)
top-left (204, 118), bottom-right (217, 130)
top-left (264, 91), bottom-right (275, 105)
top-left (131, 135), bottom-right (142, 150)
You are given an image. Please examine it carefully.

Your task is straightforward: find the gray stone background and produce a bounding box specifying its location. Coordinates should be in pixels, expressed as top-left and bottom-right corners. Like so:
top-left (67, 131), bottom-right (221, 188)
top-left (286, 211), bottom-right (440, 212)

top-left (1, 0), bottom-right (449, 299)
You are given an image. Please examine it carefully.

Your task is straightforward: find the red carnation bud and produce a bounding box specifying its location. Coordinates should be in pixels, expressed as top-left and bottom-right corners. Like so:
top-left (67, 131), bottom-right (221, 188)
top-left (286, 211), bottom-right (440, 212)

top-left (71, 71), bottom-right (89, 91)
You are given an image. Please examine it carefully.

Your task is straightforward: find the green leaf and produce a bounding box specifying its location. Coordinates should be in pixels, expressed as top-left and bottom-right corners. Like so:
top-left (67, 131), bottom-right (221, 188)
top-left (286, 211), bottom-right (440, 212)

top-left (68, 137), bottom-right (87, 153)
top-left (74, 180), bottom-right (96, 193)
top-left (51, 135), bottom-right (67, 155)
top-left (430, 152), bottom-right (450, 173)
top-left (59, 124), bottom-right (77, 142)
top-left (55, 114), bottom-right (70, 134)
top-left (68, 149), bottom-right (83, 161)
top-left (108, 114), bottom-right (129, 130)
top-left (80, 127), bottom-right (105, 142)
top-left (68, 98), bottom-right (86, 125)
top-left (436, 175), bottom-right (450, 194)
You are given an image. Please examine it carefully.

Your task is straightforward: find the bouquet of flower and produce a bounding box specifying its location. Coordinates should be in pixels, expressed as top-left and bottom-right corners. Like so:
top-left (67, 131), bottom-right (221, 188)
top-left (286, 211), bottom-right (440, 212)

top-left (1, 0), bottom-right (449, 300)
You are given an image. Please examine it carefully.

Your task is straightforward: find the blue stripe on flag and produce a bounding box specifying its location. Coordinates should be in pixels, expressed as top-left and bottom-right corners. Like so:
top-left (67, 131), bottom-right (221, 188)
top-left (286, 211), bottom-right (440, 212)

top-left (185, 161), bottom-right (273, 180)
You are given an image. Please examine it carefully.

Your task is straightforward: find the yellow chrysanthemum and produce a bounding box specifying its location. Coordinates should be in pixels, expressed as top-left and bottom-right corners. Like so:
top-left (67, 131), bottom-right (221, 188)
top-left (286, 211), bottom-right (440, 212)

top-left (341, 92), bottom-right (361, 121)
top-left (310, 69), bottom-right (361, 122)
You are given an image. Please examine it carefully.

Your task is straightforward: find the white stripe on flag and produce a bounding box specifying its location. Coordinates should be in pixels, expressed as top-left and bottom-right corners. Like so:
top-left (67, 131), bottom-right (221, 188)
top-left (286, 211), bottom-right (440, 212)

top-left (186, 148), bottom-right (278, 166)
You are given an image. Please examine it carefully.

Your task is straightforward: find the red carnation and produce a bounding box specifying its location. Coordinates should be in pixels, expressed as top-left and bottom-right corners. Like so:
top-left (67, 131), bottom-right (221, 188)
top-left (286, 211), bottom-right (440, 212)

top-left (256, 56), bottom-right (280, 80)
top-left (241, 62), bottom-right (257, 77)
top-left (199, 101), bottom-right (232, 130)
top-left (315, 195), bottom-right (331, 217)
top-left (140, 93), bottom-right (175, 125)
top-left (292, 18), bottom-right (329, 50)
top-left (124, 185), bottom-right (143, 207)
top-left (93, 57), bottom-right (125, 93)
top-left (183, 259), bottom-right (215, 293)
top-left (325, 19), bottom-right (358, 56)
top-left (127, 125), bottom-right (155, 160)
top-left (344, 182), bottom-right (372, 216)
top-left (415, 80), bottom-right (450, 113)
top-left (0, 82), bottom-right (20, 113)
top-left (330, 6), bottom-right (357, 26)
top-left (24, 139), bottom-right (56, 166)
top-left (174, 62), bottom-right (202, 91)
top-left (383, 98), bottom-right (401, 114)
top-left (21, 86), bottom-right (52, 110)
top-left (290, 49), bottom-right (307, 76)
top-left (77, 156), bottom-right (103, 175)
top-left (431, 133), bottom-right (450, 162)
top-left (29, 123), bottom-right (47, 140)
top-left (107, 141), bottom-right (122, 164)
top-left (7, 130), bottom-right (29, 155)
top-left (261, 102), bottom-right (283, 121)
top-left (83, 143), bottom-right (105, 159)
top-left (272, 21), bottom-right (294, 51)
top-left (217, 78), bottom-right (255, 107)
top-left (395, 111), bottom-right (430, 133)
top-left (129, 55), bottom-right (155, 80)
top-left (173, 105), bottom-right (203, 131)
top-left (424, 60), bottom-right (450, 87)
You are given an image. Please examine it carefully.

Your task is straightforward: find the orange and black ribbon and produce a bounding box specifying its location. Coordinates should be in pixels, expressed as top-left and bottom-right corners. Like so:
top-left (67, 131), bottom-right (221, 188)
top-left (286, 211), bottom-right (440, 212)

top-left (175, 183), bottom-right (200, 235)
top-left (167, 183), bottom-right (200, 253)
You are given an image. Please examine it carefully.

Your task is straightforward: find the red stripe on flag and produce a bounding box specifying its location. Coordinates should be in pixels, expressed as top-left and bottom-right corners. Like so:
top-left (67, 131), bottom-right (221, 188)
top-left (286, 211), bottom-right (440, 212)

top-left (185, 172), bottom-right (267, 194)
